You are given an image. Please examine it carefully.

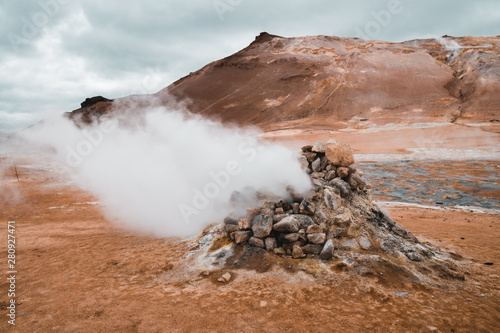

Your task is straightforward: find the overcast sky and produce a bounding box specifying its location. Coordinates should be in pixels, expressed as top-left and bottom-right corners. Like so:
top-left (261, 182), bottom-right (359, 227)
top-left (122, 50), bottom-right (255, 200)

top-left (0, 0), bottom-right (499, 132)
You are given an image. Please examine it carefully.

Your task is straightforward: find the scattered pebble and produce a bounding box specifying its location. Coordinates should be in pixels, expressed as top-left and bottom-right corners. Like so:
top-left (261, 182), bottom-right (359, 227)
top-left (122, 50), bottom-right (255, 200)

top-left (394, 292), bottom-right (409, 298)
top-left (484, 262), bottom-right (494, 266)
top-left (466, 298), bottom-right (472, 302)
top-left (218, 272), bottom-right (232, 283)
top-left (260, 301), bottom-right (267, 307)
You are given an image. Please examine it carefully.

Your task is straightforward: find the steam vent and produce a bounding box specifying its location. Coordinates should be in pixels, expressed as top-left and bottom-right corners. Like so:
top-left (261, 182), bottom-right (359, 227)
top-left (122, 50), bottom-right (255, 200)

top-left (216, 140), bottom-right (465, 282)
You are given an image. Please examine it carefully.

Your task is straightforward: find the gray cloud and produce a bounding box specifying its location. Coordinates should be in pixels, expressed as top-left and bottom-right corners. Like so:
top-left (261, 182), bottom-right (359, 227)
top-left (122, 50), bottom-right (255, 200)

top-left (0, 0), bottom-right (499, 132)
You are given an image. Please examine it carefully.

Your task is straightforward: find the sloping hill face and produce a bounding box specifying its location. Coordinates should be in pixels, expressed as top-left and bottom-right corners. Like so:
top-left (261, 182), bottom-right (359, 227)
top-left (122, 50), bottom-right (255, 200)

top-left (157, 33), bottom-right (499, 130)
top-left (69, 33), bottom-right (500, 130)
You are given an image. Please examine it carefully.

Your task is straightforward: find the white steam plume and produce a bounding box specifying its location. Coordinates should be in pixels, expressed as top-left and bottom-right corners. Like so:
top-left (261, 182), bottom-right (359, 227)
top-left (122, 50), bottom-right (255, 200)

top-left (8, 101), bottom-right (312, 238)
top-left (437, 37), bottom-right (462, 61)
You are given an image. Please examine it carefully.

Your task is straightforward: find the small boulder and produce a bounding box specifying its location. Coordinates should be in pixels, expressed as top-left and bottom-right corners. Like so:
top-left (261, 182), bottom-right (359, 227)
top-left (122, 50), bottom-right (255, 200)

top-left (334, 212), bottom-right (351, 227)
top-left (298, 155), bottom-right (310, 173)
top-left (299, 199), bottom-right (316, 215)
top-left (265, 237), bottom-right (277, 251)
top-left (218, 272), bottom-right (232, 283)
top-left (273, 214), bottom-right (289, 223)
top-left (225, 224), bottom-right (239, 234)
top-left (325, 169), bottom-right (336, 181)
top-left (311, 141), bottom-right (326, 153)
top-left (301, 145), bottom-right (313, 152)
top-left (359, 236), bottom-right (371, 250)
top-left (246, 208), bottom-right (261, 222)
top-left (325, 141), bottom-right (355, 167)
top-left (336, 167), bottom-right (350, 179)
top-left (303, 152), bottom-right (317, 163)
top-left (282, 233), bottom-right (299, 243)
top-left (234, 231), bottom-right (252, 244)
top-left (307, 233), bottom-right (327, 244)
top-left (249, 236), bottom-right (265, 248)
top-left (306, 224), bottom-right (323, 234)
top-left (311, 172), bottom-right (325, 179)
top-left (293, 215), bottom-right (316, 229)
top-left (298, 229), bottom-right (308, 242)
top-left (252, 215), bottom-right (273, 238)
top-left (302, 244), bottom-right (323, 255)
top-left (274, 247), bottom-right (286, 255)
top-left (319, 239), bottom-right (334, 260)
top-left (224, 216), bottom-right (238, 225)
top-left (275, 207), bottom-right (285, 215)
top-left (292, 203), bottom-right (300, 214)
top-left (238, 218), bottom-right (251, 230)
top-left (311, 158), bottom-right (322, 172)
top-left (324, 188), bottom-right (342, 210)
top-left (292, 245), bottom-right (306, 259)
top-left (346, 173), bottom-right (366, 191)
top-left (273, 216), bottom-right (300, 232)
top-left (329, 178), bottom-right (352, 197)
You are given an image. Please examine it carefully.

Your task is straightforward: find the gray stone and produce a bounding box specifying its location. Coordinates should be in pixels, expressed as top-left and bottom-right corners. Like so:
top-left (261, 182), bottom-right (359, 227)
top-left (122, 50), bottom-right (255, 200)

top-left (325, 169), bottom-right (336, 181)
top-left (298, 229), bottom-right (308, 242)
top-left (336, 167), bottom-right (350, 179)
top-left (225, 224), bottom-right (239, 234)
top-left (282, 233), bottom-right (299, 243)
top-left (261, 208), bottom-right (275, 217)
top-left (343, 238), bottom-right (359, 249)
top-left (312, 178), bottom-right (327, 187)
top-left (293, 215), bottom-right (316, 229)
top-left (273, 216), bottom-right (300, 233)
top-left (252, 215), bottom-right (273, 238)
top-left (329, 178), bottom-right (352, 197)
top-left (299, 199), bottom-right (316, 215)
top-left (324, 188), bottom-right (342, 210)
top-left (346, 173), bottom-right (366, 191)
top-left (275, 207), bottom-right (285, 215)
top-left (301, 145), bottom-right (313, 152)
top-left (307, 233), bottom-right (326, 244)
top-left (314, 211), bottom-right (327, 224)
top-left (302, 244), bottom-right (323, 255)
top-left (274, 247), bottom-right (286, 255)
top-left (311, 172), bottom-right (325, 179)
top-left (319, 156), bottom-right (329, 170)
top-left (292, 245), bottom-right (306, 259)
top-left (359, 236), bottom-right (372, 250)
top-left (311, 158), bottom-right (322, 172)
top-left (273, 214), bottom-right (289, 223)
top-left (292, 203), bottom-right (300, 214)
top-left (265, 237), bottom-right (277, 251)
top-left (320, 239), bottom-right (334, 260)
top-left (334, 212), bottom-right (351, 227)
top-left (306, 224), bottom-right (323, 234)
top-left (249, 236), bottom-right (265, 248)
top-left (298, 155), bottom-right (309, 173)
top-left (224, 216), bottom-right (238, 225)
top-left (238, 218), bottom-right (251, 230)
top-left (246, 208), bottom-right (261, 222)
top-left (234, 231), bottom-right (252, 244)
top-left (311, 141), bottom-right (326, 153)
top-left (325, 164), bottom-right (335, 172)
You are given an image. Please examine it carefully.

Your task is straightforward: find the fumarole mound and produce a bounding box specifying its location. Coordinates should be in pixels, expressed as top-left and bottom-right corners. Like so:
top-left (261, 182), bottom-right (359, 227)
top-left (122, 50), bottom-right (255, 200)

top-left (217, 140), bottom-right (465, 282)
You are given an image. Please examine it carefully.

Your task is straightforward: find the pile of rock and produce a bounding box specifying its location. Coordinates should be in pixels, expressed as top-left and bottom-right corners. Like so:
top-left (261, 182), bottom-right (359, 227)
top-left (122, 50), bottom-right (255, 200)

top-left (223, 140), bottom-right (417, 260)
